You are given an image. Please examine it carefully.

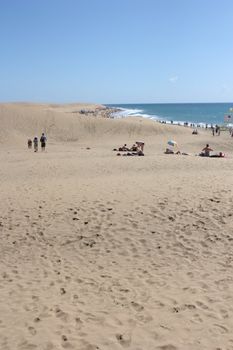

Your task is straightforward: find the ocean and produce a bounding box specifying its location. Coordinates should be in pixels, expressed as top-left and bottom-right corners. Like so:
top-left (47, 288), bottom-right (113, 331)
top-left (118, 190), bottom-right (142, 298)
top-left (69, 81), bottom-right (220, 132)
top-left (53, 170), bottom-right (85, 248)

top-left (106, 103), bottom-right (233, 126)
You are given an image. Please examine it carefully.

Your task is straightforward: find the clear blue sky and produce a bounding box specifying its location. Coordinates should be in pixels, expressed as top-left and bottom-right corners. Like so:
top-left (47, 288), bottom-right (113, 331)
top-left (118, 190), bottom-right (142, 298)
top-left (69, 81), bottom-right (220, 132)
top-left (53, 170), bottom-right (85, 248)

top-left (0, 0), bottom-right (233, 103)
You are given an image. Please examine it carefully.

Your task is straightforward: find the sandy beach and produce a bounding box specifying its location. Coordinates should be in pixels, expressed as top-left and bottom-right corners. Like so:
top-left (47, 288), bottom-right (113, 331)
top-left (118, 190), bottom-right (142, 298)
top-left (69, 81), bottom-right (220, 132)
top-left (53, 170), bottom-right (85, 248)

top-left (1, 103), bottom-right (233, 350)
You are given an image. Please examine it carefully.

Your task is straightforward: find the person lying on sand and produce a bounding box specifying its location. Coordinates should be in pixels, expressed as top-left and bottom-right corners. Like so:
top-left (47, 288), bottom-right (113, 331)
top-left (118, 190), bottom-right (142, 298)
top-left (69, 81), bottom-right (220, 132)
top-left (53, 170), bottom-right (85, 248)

top-left (117, 150), bottom-right (144, 156)
top-left (210, 152), bottom-right (225, 158)
top-left (164, 148), bottom-right (189, 155)
top-left (137, 150), bottom-right (144, 156)
top-left (199, 144), bottom-right (213, 157)
top-left (114, 143), bottom-right (143, 152)
top-left (117, 144), bottom-right (130, 151)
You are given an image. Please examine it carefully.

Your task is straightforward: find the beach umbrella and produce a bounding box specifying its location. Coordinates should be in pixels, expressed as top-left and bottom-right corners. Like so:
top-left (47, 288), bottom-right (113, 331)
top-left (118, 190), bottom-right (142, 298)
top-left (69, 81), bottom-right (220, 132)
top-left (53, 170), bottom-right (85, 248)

top-left (167, 140), bottom-right (177, 147)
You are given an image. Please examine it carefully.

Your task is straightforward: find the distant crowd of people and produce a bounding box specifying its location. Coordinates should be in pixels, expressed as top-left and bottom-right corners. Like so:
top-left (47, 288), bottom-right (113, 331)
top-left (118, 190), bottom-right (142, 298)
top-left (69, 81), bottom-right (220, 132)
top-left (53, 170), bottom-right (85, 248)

top-left (26, 124), bottom-right (230, 159)
top-left (189, 123), bottom-right (233, 138)
top-left (161, 120), bottom-right (233, 137)
top-left (27, 133), bottom-right (47, 152)
top-left (209, 124), bottom-right (233, 137)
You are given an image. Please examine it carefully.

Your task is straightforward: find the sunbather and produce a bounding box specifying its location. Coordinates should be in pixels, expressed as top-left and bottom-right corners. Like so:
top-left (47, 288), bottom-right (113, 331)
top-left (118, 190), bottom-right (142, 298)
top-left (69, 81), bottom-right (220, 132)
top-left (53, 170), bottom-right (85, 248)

top-left (199, 144), bottom-right (213, 157)
top-left (130, 144), bottom-right (138, 151)
top-left (210, 152), bottom-right (225, 158)
top-left (165, 148), bottom-right (174, 154)
top-left (118, 144), bottom-right (130, 151)
top-left (165, 148), bottom-right (188, 155)
top-left (117, 150), bottom-right (144, 156)
top-left (136, 141), bottom-right (144, 151)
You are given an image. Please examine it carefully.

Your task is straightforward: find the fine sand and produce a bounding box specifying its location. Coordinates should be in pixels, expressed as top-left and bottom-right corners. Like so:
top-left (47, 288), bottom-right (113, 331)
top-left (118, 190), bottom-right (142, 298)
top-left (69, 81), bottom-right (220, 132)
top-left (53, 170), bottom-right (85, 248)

top-left (1, 103), bottom-right (233, 350)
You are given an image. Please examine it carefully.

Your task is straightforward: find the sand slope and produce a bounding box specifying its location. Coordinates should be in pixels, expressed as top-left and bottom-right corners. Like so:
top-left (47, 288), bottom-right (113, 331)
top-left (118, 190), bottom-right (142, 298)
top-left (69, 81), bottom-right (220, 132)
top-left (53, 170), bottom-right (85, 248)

top-left (1, 104), bottom-right (233, 350)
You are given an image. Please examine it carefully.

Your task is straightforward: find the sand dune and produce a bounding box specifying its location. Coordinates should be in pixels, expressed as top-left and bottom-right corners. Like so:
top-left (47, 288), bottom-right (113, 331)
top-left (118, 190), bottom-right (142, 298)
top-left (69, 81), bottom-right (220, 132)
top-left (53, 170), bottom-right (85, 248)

top-left (1, 104), bottom-right (233, 350)
top-left (0, 103), bottom-right (199, 146)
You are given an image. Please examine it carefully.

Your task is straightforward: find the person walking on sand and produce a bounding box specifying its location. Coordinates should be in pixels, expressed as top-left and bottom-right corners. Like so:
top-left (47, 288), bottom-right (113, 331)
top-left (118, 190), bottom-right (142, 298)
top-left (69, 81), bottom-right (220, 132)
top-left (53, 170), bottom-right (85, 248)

top-left (27, 139), bottom-right (32, 149)
top-left (33, 136), bottom-right (38, 152)
top-left (211, 125), bottom-right (215, 136)
top-left (40, 133), bottom-right (47, 151)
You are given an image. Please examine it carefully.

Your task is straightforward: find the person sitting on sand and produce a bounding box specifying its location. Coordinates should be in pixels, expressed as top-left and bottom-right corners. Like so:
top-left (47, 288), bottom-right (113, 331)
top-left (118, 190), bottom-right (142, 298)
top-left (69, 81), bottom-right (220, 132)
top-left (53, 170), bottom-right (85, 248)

top-left (165, 148), bottom-right (174, 154)
top-left (130, 144), bottom-right (138, 152)
top-left (200, 144), bottom-right (213, 157)
top-left (119, 144), bottom-right (129, 151)
top-left (136, 141), bottom-right (145, 152)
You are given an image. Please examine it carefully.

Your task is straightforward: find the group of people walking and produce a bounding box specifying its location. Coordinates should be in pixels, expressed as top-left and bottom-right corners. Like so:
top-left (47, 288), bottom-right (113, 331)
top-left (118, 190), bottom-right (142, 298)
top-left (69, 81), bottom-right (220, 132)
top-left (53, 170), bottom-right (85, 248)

top-left (211, 124), bottom-right (220, 136)
top-left (28, 133), bottom-right (47, 152)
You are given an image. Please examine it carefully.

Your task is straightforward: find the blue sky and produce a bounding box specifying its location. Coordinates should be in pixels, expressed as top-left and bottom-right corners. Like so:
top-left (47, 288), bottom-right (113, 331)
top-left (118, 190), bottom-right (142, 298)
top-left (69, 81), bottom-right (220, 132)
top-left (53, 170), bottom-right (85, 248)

top-left (0, 0), bottom-right (233, 103)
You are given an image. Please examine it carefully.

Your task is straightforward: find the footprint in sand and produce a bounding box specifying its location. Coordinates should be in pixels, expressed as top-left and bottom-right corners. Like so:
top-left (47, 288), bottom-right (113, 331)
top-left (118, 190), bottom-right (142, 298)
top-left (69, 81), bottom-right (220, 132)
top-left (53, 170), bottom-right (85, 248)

top-left (18, 340), bottom-right (37, 349)
top-left (212, 323), bottom-right (229, 334)
top-left (156, 345), bottom-right (177, 350)
top-left (54, 307), bottom-right (69, 321)
top-left (61, 335), bottom-right (73, 349)
top-left (192, 313), bottom-right (203, 323)
top-left (75, 317), bottom-right (83, 329)
top-left (196, 301), bottom-right (209, 310)
top-left (131, 301), bottom-right (144, 312)
top-left (220, 308), bottom-right (229, 319)
top-left (116, 333), bottom-right (131, 348)
top-left (43, 342), bottom-right (55, 350)
top-left (60, 287), bottom-right (66, 295)
top-left (136, 312), bottom-right (153, 323)
top-left (28, 326), bottom-right (37, 335)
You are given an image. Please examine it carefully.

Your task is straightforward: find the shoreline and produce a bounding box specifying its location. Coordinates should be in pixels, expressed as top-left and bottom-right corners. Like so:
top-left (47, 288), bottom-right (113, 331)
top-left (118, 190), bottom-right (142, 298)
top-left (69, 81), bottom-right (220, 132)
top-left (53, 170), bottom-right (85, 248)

top-left (106, 103), bottom-right (233, 128)
top-left (107, 106), bottom-right (230, 130)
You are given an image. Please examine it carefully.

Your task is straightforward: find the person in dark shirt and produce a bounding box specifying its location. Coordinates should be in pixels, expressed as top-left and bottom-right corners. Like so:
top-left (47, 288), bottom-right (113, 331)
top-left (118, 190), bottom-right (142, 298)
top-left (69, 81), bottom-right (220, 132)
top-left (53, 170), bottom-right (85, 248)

top-left (27, 139), bottom-right (32, 149)
top-left (33, 137), bottom-right (38, 152)
top-left (40, 133), bottom-right (47, 151)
